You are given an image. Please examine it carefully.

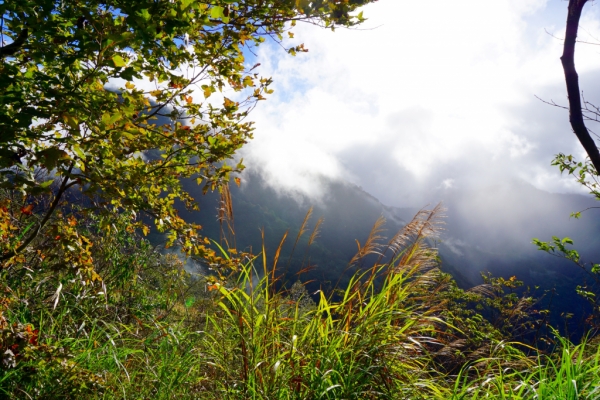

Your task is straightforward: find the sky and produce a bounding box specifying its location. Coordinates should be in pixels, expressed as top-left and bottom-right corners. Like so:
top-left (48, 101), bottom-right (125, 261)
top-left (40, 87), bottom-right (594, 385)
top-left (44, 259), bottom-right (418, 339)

top-left (236, 0), bottom-right (600, 207)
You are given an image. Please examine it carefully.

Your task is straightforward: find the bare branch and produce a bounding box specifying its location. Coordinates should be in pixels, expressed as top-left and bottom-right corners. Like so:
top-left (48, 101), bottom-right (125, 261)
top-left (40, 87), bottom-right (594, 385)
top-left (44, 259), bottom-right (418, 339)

top-left (561, 0), bottom-right (600, 174)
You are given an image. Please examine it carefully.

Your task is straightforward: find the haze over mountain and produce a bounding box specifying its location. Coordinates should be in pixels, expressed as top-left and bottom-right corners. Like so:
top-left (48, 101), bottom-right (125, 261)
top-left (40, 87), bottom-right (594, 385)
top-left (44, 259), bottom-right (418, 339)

top-left (173, 169), bottom-right (600, 334)
top-left (131, 0), bottom-right (600, 339)
top-left (237, 0), bottom-right (600, 208)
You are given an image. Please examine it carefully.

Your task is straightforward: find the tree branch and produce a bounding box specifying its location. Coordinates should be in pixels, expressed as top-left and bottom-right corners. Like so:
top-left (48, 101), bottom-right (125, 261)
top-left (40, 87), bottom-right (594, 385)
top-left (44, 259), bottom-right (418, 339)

top-left (1, 164), bottom-right (75, 262)
top-left (0, 28), bottom-right (28, 58)
top-left (561, 0), bottom-right (600, 174)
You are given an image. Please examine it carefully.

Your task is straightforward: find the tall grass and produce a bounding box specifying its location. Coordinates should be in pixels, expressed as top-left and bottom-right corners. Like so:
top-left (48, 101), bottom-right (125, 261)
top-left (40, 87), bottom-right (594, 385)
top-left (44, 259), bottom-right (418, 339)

top-left (194, 205), bottom-right (450, 399)
top-left (446, 333), bottom-right (600, 399)
top-left (3, 202), bottom-right (600, 398)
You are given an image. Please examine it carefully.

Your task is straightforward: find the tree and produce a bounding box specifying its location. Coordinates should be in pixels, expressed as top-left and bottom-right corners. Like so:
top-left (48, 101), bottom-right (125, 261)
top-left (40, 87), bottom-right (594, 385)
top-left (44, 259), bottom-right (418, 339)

top-left (552, 0), bottom-right (600, 204)
top-left (560, 0), bottom-right (600, 174)
top-left (552, 0), bottom-right (600, 211)
top-left (533, 0), bottom-right (600, 333)
top-left (0, 0), bottom-right (375, 275)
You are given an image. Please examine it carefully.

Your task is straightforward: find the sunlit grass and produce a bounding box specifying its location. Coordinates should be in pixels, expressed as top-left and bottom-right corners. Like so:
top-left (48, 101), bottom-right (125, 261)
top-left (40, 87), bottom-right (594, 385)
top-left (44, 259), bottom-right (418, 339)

top-left (446, 334), bottom-right (600, 400)
top-left (3, 204), bottom-right (600, 398)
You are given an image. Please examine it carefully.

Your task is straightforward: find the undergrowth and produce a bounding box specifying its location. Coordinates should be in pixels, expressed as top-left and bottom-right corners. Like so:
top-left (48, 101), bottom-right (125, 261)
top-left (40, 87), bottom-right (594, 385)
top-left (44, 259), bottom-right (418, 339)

top-left (2, 198), bottom-right (600, 399)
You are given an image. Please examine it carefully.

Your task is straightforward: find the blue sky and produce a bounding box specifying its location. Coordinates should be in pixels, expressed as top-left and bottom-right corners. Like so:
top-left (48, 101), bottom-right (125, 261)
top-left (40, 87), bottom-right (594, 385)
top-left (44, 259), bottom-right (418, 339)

top-left (235, 0), bottom-right (600, 207)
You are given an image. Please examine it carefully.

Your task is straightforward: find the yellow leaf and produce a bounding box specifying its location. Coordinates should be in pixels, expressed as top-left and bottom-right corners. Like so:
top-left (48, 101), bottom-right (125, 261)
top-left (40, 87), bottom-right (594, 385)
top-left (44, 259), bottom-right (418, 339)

top-left (125, 81), bottom-right (135, 90)
top-left (223, 97), bottom-right (236, 108)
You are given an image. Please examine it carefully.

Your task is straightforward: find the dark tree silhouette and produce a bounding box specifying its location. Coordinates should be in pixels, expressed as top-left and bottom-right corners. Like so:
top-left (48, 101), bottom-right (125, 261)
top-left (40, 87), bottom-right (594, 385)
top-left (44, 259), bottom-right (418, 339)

top-left (561, 0), bottom-right (600, 173)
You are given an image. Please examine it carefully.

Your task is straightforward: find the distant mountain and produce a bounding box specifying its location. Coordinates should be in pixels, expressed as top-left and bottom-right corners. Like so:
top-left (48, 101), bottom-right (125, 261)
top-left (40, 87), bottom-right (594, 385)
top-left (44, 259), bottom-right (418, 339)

top-left (178, 171), bottom-right (414, 293)
top-left (171, 171), bottom-right (600, 336)
top-left (386, 180), bottom-right (600, 278)
top-left (389, 179), bottom-right (600, 335)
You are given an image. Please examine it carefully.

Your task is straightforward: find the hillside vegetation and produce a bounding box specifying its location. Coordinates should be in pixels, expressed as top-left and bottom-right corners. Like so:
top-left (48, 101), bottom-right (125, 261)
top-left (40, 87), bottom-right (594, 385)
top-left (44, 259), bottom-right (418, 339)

top-left (3, 198), bottom-right (600, 398)
top-left (3, 0), bottom-right (600, 398)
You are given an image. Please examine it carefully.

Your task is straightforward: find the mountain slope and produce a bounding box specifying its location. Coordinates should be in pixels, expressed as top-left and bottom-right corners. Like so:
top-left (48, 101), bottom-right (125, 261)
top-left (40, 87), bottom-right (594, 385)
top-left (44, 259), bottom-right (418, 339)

top-left (172, 171), bottom-right (600, 336)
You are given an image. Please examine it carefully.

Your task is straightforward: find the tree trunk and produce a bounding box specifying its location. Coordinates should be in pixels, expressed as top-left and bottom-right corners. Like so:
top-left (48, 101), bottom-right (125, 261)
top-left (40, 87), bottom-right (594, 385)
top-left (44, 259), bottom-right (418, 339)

top-left (561, 0), bottom-right (600, 174)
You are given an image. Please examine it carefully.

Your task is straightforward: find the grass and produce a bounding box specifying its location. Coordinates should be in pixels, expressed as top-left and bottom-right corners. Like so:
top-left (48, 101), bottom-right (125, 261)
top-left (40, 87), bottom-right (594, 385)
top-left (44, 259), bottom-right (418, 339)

top-left (2, 204), bottom-right (600, 398)
top-left (446, 336), bottom-right (600, 399)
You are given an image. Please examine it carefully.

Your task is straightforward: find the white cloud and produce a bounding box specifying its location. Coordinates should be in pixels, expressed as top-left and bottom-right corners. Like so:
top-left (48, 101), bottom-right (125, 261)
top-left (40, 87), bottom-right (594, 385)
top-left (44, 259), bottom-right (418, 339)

top-left (441, 179), bottom-right (455, 190)
top-left (240, 0), bottom-right (599, 206)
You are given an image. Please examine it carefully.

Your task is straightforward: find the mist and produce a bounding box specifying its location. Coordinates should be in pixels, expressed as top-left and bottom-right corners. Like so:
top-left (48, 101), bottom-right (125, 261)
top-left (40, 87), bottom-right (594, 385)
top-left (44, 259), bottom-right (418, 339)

top-left (234, 0), bottom-right (600, 206)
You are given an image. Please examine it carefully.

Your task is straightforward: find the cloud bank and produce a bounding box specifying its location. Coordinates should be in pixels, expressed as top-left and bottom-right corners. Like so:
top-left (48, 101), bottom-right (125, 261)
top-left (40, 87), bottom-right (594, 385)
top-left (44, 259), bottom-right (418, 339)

top-left (239, 0), bottom-right (600, 207)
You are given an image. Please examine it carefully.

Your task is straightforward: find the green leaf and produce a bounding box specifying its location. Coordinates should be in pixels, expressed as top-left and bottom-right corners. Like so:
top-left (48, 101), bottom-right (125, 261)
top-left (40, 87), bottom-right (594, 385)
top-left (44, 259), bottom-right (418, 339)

top-left (122, 131), bottom-right (135, 140)
top-left (120, 67), bottom-right (138, 81)
top-left (562, 237), bottom-right (574, 245)
top-left (0, 149), bottom-right (22, 167)
top-left (102, 112), bottom-right (121, 126)
top-left (102, 113), bottom-right (112, 126)
top-left (120, 32), bottom-right (133, 41)
top-left (180, 0), bottom-right (194, 10)
top-left (295, 0), bottom-right (310, 12)
top-left (39, 180), bottom-right (54, 188)
top-left (210, 6), bottom-right (224, 19)
top-left (137, 9), bottom-right (151, 21)
top-left (63, 115), bottom-right (79, 129)
top-left (112, 55), bottom-right (126, 67)
top-left (72, 144), bottom-right (86, 160)
top-left (38, 148), bottom-right (69, 170)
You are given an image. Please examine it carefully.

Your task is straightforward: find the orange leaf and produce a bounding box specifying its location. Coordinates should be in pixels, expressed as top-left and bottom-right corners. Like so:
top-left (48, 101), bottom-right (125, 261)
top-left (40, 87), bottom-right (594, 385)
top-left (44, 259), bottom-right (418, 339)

top-left (20, 204), bottom-right (34, 215)
top-left (29, 329), bottom-right (39, 346)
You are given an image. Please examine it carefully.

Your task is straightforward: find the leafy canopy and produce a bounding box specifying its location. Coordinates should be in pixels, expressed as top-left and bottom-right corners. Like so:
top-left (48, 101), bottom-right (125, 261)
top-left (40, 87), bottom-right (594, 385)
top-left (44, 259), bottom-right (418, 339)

top-left (0, 0), bottom-right (375, 269)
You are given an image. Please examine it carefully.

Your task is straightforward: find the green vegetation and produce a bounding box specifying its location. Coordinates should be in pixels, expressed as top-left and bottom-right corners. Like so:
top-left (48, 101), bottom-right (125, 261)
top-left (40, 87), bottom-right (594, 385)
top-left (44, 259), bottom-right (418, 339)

top-left (3, 199), bottom-right (600, 398)
top-left (3, 0), bottom-right (600, 398)
top-left (0, 0), bottom-right (374, 267)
